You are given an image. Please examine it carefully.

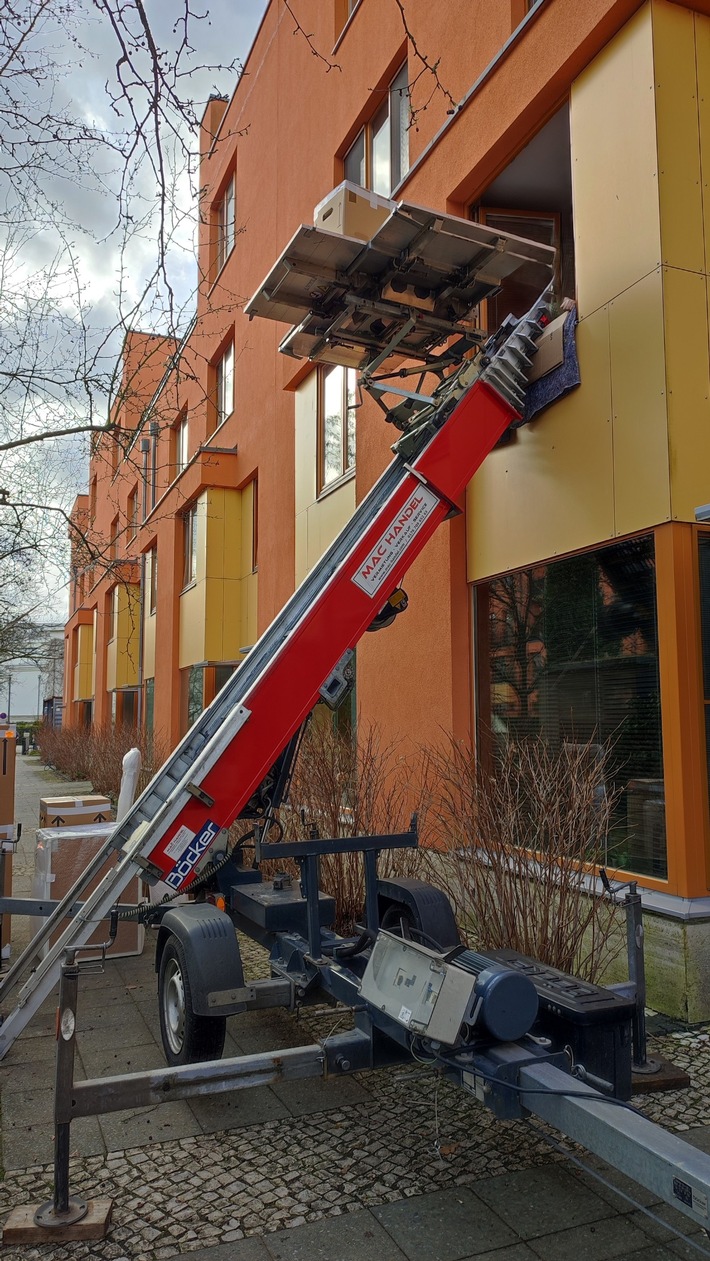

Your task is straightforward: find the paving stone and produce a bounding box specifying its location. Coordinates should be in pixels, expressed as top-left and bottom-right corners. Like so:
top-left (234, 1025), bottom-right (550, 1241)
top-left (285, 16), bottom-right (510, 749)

top-left (263, 1207), bottom-right (408, 1260)
top-left (271, 1074), bottom-right (371, 1117)
top-left (189, 1086), bottom-right (290, 1132)
top-left (75, 1004), bottom-right (154, 1049)
top-left (3, 1113), bottom-right (104, 1169)
top-left (471, 1167), bottom-right (609, 1241)
top-left (80, 1039), bottom-right (167, 1079)
top-left (458, 1249), bottom-right (538, 1261)
top-left (163, 1242), bottom-right (272, 1260)
top-left (98, 1100), bottom-right (203, 1150)
top-left (372, 1186), bottom-right (517, 1259)
top-left (526, 1212), bottom-right (649, 1260)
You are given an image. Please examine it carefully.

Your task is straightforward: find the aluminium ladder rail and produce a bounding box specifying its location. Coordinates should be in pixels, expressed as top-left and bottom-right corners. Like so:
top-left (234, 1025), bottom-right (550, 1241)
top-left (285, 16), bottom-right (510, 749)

top-left (0, 302), bottom-right (548, 1060)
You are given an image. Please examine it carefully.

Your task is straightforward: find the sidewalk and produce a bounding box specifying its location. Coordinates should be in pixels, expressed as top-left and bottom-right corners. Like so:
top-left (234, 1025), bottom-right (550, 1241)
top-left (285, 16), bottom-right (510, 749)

top-left (1, 755), bottom-right (710, 1260)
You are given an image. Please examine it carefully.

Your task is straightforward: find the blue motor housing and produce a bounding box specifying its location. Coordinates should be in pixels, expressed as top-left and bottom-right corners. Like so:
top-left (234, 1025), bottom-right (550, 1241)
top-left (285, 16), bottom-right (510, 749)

top-left (455, 950), bottom-right (539, 1043)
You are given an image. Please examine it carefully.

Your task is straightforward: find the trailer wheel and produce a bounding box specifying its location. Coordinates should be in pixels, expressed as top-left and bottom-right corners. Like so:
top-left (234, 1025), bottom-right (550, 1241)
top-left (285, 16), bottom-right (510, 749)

top-left (158, 936), bottom-right (227, 1066)
top-left (380, 902), bottom-right (416, 939)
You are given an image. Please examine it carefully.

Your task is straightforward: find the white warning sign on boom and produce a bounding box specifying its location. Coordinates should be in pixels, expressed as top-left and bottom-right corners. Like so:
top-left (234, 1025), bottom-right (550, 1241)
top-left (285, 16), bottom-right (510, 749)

top-left (352, 486), bottom-right (440, 597)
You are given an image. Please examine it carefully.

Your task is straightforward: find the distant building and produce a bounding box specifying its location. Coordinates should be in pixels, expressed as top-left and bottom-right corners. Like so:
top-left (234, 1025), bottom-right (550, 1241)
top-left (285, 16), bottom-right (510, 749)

top-left (0, 624), bottom-right (64, 722)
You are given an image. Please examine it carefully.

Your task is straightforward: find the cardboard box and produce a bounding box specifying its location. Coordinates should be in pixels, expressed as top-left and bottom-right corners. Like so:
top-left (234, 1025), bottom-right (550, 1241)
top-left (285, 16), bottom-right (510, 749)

top-left (32, 823), bottom-right (144, 959)
top-left (527, 311), bottom-right (567, 383)
top-left (39, 795), bottom-right (111, 829)
top-left (314, 180), bottom-right (395, 242)
top-left (0, 731), bottom-right (16, 825)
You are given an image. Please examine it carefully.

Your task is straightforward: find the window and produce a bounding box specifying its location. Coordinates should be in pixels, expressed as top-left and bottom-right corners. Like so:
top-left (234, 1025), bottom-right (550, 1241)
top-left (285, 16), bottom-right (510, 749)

top-left (89, 476), bottom-right (97, 523)
top-left (216, 175), bottom-right (235, 274)
top-left (144, 677), bottom-right (154, 732)
top-left (181, 665), bottom-right (205, 731)
top-left (319, 365), bottom-right (357, 491)
top-left (476, 208), bottom-right (560, 333)
top-left (476, 535), bottom-right (665, 877)
top-left (182, 504), bottom-right (198, 588)
top-left (110, 586), bottom-right (119, 640)
top-left (216, 343), bottom-right (234, 429)
top-left (173, 412), bottom-right (189, 479)
top-left (110, 515), bottom-right (120, 561)
top-left (697, 534), bottom-right (710, 822)
top-left (127, 488), bottom-right (138, 540)
top-left (344, 64), bottom-right (409, 195)
top-left (147, 546), bottom-right (157, 615)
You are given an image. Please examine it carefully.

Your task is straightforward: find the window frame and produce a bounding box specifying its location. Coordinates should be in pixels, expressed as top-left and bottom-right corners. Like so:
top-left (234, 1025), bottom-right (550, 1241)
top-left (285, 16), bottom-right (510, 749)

top-left (182, 503), bottom-right (198, 590)
top-left (215, 342), bottom-right (234, 430)
top-left (147, 545), bottom-right (158, 615)
top-left (173, 411), bottom-right (189, 479)
top-left (474, 206), bottom-right (561, 335)
top-left (127, 487), bottom-right (139, 540)
top-left (215, 173), bottom-right (236, 276)
top-left (317, 364), bottom-right (357, 495)
top-left (343, 62), bottom-right (409, 196)
top-left (110, 585), bottom-right (120, 641)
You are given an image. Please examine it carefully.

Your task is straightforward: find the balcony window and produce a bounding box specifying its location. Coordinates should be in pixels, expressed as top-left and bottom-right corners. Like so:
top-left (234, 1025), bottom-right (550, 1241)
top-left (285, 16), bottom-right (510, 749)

top-left (110, 586), bottom-right (119, 640)
top-left (182, 505), bottom-right (198, 588)
top-left (343, 63), bottom-right (409, 196)
top-left (216, 343), bottom-right (234, 429)
top-left (475, 535), bottom-right (665, 878)
top-left (319, 364), bottom-right (357, 492)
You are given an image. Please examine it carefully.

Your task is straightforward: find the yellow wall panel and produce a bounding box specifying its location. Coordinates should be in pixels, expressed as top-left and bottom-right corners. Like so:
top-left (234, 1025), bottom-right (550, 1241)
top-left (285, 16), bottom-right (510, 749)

top-left (468, 306), bottom-right (614, 580)
top-left (73, 624), bottom-right (93, 700)
top-left (143, 607), bottom-right (156, 680)
top-left (241, 572), bottom-right (258, 649)
top-left (664, 267), bottom-right (710, 520)
top-left (239, 482), bottom-right (254, 579)
top-left (653, 1), bottom-right (705, 275)
top-left (696, 12), bottom-right (710, 271)
top-left (294, 374), bottom-right (318, 514)
top-left (609, 267), bottom-right (670, 535)
top-left (307, 479), bottom-right (356, 572)
top-left (106, 636), bottom-right (117, 692)
top-left (295, 510), bottom-right (309, 586)
top-left (203, 576), bottom-right (225, 662)
top-left (570, 4), bottom-right (660, 318)
top-left (91, 609), bottom-right (97, 695)
top-left (114, 585), bottom-right (139, 688)
top-left (179, 581), bottom-right (206, 668)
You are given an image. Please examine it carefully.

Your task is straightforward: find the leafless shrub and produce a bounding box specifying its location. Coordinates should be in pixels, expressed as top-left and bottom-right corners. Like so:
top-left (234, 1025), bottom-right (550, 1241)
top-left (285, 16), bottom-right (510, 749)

top-left (36, 723), bottom-right (168, 804)
top-left (421, 734), bottom-right (623, 981)
top-left (277, 716), bottom-right (425, 933)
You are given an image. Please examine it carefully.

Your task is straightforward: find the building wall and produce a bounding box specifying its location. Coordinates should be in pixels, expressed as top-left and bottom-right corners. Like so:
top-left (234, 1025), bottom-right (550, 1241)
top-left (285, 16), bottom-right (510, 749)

top-left (61, 0), bottom-right (710, 1011)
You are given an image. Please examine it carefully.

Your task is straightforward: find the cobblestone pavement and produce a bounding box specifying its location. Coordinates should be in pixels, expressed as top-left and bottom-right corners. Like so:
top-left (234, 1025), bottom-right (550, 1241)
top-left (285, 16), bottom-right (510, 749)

top-left (2, 758), bottom-right (710, 1261)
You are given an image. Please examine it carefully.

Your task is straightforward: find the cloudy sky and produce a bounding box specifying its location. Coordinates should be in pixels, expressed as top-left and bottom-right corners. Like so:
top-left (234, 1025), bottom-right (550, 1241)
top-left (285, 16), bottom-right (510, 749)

top-left (0, 0), bottom-right (268, 623)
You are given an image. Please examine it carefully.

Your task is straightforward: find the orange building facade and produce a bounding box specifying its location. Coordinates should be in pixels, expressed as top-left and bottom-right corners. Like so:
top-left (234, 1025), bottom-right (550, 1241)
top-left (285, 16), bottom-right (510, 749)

top-left (64, 0), bottom-right (710, 1017)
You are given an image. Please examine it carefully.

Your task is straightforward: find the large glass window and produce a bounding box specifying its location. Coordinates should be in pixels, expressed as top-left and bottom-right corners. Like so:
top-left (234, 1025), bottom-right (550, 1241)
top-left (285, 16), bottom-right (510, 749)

top-left (145, 677), bottom-right (154, 732)
top-left (343, 63), bottom-right (409, 195)
top-left (476, 536), bottom-right (665, 877)
top-left (319, 364), bottom-right (357, 491)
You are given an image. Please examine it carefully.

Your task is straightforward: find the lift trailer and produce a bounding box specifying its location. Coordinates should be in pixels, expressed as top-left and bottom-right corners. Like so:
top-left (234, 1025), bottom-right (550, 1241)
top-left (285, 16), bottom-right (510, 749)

top-left (3, 194), bottom-right (710, 1244)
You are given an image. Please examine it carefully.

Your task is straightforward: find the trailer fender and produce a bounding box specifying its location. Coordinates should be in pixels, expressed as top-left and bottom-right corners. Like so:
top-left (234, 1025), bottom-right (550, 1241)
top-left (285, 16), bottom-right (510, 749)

top-left (377, 878), bottom-right (460, 950)
top-left (155, 904), bottom-right (247, 1017)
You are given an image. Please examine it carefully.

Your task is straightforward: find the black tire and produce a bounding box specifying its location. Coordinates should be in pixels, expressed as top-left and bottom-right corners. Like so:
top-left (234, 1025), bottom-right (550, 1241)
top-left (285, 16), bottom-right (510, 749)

top-left (158, 936), bottom-right (226, 1066)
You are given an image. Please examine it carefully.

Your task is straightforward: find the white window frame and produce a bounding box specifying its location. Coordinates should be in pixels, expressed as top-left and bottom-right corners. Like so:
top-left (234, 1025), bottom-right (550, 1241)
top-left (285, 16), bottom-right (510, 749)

top-left (216, 174), bottom-right (235, 273)
top-left (216, 343), bottom-right (234, 427)
top-left (182, 504), bottom-right (198, 589)
top-left (174, 412), bottom-right (189, 478)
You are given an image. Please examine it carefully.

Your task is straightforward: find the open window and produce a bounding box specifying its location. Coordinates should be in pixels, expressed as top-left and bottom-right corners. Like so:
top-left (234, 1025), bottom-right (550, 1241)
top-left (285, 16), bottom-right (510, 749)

top-left (472, 105), bottom-right (574, 335)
